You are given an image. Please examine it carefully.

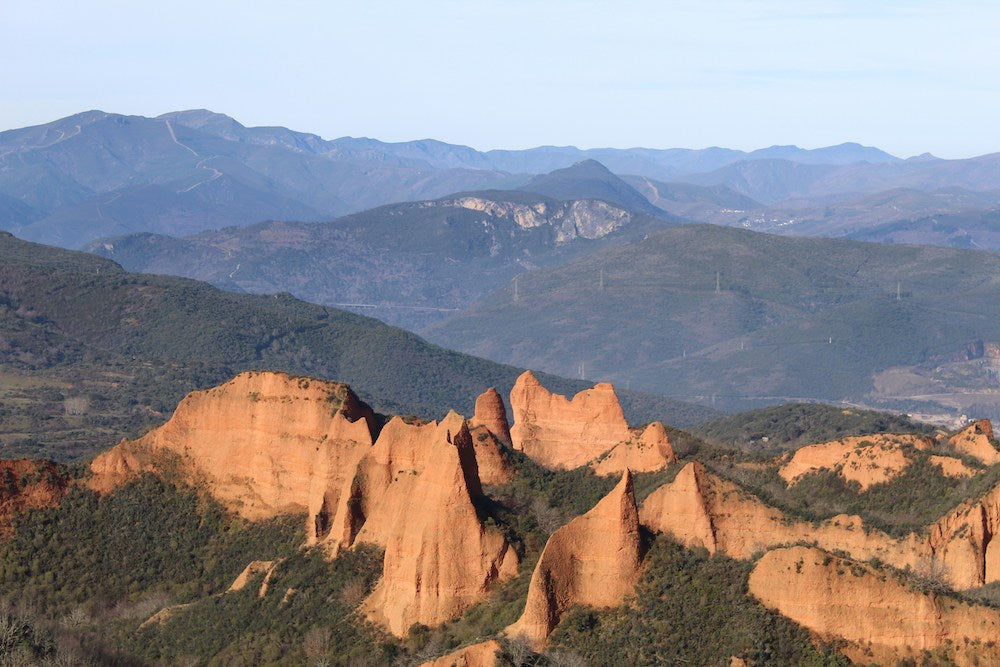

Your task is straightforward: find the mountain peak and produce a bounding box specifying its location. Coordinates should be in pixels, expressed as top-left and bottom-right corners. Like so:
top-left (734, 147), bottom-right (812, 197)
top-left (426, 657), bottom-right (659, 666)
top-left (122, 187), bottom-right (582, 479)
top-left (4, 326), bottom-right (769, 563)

top-left (519, 160), bottom-right (668, 216)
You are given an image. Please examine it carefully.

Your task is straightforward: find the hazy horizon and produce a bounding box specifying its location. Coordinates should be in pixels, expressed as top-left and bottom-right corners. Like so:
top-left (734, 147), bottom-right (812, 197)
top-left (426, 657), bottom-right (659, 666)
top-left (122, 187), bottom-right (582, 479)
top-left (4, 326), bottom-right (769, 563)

top-left (3, 1), bottom-right (999, 159)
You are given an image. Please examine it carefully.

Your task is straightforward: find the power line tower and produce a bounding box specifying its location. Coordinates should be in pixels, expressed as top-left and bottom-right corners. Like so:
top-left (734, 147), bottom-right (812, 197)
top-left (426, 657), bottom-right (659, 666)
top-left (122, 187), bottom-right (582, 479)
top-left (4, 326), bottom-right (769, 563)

top-left (896, 281), bottom-right (901, 301)
top-left (716, 271), bottom-right (721, 294)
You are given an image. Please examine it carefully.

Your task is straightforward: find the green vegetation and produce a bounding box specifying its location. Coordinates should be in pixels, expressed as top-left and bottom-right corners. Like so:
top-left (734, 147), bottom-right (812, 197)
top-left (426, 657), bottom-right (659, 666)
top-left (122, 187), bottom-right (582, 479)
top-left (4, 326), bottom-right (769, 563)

top-left (692, 402), bottom-right (936, 452)
top-left (549, 536), bottom-right (850, 666)
top-left (706, 446), bottom-right (1000, 536)
top-left (424, 223), bottom-right (1000, 415)
top-left (0, 233), bottom-right (714, 462)
top-left (1, 476), bottom-right (302, 611)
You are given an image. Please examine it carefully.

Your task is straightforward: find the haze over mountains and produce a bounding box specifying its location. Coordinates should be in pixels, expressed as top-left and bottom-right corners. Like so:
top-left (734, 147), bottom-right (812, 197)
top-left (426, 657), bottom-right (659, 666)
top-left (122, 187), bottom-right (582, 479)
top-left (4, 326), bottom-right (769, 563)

top-left (5, 109), bottom-right (1000, 252)
top-left (7, 109), bottom-right (1000, 422)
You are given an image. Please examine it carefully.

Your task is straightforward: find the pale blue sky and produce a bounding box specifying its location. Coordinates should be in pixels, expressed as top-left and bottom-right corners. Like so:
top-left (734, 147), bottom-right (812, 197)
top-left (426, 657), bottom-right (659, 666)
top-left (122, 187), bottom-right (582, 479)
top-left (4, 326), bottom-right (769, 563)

top-left (2, 0), bottom-right (998, 158)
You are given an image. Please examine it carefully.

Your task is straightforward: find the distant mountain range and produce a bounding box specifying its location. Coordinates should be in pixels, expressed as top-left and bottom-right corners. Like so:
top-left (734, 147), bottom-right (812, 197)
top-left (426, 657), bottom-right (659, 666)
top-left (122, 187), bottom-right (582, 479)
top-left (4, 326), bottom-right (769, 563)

top-left (86, 161), bottom-right (679, 329)
top-left (7, 109), bottom-right (1000, 251)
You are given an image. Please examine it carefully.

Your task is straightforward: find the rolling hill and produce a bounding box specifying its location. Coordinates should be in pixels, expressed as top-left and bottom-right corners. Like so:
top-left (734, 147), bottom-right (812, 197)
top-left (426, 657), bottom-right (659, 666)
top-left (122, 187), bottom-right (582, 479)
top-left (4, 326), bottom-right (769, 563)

top-left (84, 165), bottom-right (681, 329)
top-left (0, 232), bottom-right (713, 461)
top-left (422, 224), bottom-right (1000, 417)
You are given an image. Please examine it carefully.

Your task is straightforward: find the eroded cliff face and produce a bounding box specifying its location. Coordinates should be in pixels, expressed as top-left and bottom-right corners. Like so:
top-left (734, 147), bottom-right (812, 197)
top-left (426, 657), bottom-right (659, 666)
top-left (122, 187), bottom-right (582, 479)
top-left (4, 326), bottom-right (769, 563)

top-left (948, 420), bottom-right (1000, 465)
top-left (506, 471), bottom-right (642, 646)
top-left (509, 371), bottom-right (631, 470)
top-left (639, 462), bottom-right (921, 566)
top-left (323, 412), bottom-right (518, 636)
top-left (0, 459), bottom-right (67, 538)
top-left (924, 478), bottom-right (1000, 589)
top-left (591, 421), bottom-right (676, 477)
top-left (88, 371), bottom-right (376, 522)
top-left (749, 546), bottom-right (1000, 665)
top-left (438, 197), bottom-right (632, 244)
top-left (779, 433), bottom-right (938, 490)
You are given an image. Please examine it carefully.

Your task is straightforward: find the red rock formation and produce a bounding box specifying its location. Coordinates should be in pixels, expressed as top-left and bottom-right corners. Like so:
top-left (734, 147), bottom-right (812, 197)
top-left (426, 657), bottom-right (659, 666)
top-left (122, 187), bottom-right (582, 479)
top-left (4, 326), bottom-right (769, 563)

top-left (508, 371), bottom-right (630, 470)
top-left (324, 412), bottom-right (518, 636)
top-left (749, 546), bottom-right (1000, 665)
top-left (421, 640), bottom-right (500, 667)
top-left (947, 419), bottom-right (1000, 465)
top-left (591, 421), bottom-right (677, 476)
top-left (0, 459), bottom-right (67, 538)
top-left (506, 471), bottom-right (642, 646)
top-left (87, 371), bottom-right (375, 524)
top-left (639, 462), bottom-right (923, 568)
top-left (779, 433), bottom-right (935, 490)
top-left (469, 425), bottom-right (514, 485)
top-left (471, 387), bottom-right (511, 443)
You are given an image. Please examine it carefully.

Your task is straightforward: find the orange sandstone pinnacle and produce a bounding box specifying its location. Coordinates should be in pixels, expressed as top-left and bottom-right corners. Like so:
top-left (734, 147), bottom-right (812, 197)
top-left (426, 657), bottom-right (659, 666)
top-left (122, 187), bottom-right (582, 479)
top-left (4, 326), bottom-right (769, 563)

top-left (506, 470), bottom-right (642, 646)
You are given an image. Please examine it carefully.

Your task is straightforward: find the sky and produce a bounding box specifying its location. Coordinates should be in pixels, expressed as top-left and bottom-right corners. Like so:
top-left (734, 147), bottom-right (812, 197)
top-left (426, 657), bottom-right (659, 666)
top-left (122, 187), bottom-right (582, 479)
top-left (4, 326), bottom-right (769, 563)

top-left (1, 0), bottom-right (998, 159)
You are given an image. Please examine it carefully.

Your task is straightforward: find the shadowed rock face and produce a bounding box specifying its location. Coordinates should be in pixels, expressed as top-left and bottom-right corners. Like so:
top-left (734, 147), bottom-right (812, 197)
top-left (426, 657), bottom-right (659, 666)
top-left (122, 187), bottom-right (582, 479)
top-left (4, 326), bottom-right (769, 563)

top-left (0, 459), bottom-right (67, 537)
top-left (508, 371), bottom-right (631, 470)
top-left (87, 371), bottom-right (375, 523)
top-left (749, 546), bottom-right (1000, 665)
top-left (325, 412), bottom-right (518, 636)
top-left (506, 470), bottom-right (642, 646)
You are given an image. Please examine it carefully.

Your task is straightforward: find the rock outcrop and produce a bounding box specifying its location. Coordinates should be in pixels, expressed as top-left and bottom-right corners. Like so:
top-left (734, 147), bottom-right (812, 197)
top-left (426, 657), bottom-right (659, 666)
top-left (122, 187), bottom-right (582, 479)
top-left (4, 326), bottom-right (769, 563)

top-left (506, 471), bottom-right (642, 646)
top-left (87, 371), bottom-right (375, 525)
top-left (438, 196), bottom-right (631, 244)
top-left (421, 640), bottom-right (500, 667)
top-left (947, 419), bottom-right (1000, 465)
top-left (639, 462), bottom-right (920, 565)
top-left (509, 371), bottom-right (630, 470)
top-left (779, 433), bottom-right (935, 490)
top-left (749, 546), bottom-right (1000, 665)
top-left (924, 478), bottom-right (1000, 589)
top-left (468, 388), bottom-right (514, 484)
top-left (0, 459), bottom-right (67, 538)
top-left (471, 388), bottom-right (510, 443)
top-left (591, 421), bottom-right (677, 476)
top-left (323, 412), bottom-right (518, 636)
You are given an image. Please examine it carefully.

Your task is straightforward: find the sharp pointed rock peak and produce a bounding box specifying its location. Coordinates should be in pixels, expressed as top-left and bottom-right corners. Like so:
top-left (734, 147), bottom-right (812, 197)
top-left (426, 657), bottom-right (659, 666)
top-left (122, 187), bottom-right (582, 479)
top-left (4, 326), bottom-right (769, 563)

top-left (506, 470), bottom-right (642, 647)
